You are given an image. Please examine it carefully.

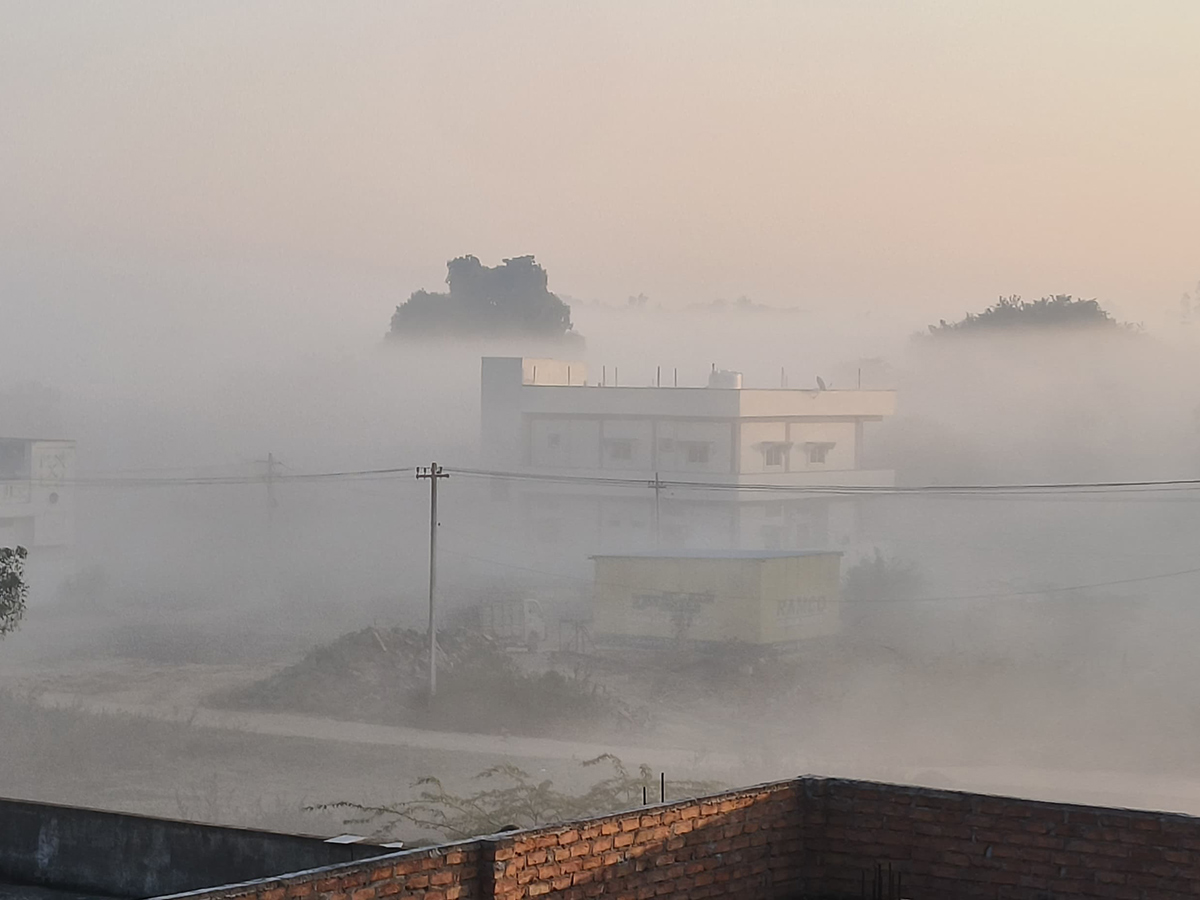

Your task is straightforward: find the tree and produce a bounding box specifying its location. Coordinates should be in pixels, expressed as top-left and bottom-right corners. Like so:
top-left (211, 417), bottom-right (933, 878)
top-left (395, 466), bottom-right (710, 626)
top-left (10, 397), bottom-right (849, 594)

top-left (926, 295), bottom-right (1132, 336)
top-left (389, 255), bottom-right (578, 340)
top-left (842, 550), bottom-right (923, 605)
top-left (0, 546), bottom-right (28, 638)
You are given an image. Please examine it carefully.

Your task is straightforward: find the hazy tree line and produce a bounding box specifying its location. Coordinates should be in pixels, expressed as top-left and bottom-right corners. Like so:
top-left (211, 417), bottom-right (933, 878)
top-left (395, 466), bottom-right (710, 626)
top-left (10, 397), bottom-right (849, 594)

top-left (926, 294), bottom-right (1133, 336)
top-left (390, 255), bottom-right (1135, 343)
top-left (389, 255), bottom-right (577, 340)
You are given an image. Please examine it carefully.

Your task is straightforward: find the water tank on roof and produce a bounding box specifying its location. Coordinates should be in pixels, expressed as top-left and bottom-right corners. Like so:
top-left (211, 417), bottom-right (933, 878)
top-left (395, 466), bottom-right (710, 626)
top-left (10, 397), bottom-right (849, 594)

top-left (707, 368), bottom-right (743, 389)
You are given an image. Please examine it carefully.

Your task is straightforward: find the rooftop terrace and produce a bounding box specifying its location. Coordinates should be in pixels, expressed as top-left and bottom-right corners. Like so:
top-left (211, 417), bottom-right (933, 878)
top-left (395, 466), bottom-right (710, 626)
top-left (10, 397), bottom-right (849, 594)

top-left (8, 777), bottom-right (1200, 899)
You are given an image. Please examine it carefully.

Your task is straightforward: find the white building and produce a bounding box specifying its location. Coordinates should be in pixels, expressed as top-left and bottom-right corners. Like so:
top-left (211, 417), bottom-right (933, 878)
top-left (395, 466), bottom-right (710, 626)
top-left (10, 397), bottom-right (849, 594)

top-left (0, 437), bottom-right (76, 602)
top-left (0, 437), bottom-right (75, 550)
top-left (480, 358), bottom-right (895, 554)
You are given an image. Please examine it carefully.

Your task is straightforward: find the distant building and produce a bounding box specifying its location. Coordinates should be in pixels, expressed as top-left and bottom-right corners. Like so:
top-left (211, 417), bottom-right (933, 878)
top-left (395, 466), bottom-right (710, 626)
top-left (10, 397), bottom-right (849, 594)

top-left (0, 437), bottom-right (75, 596)
top-left (0, 437), bottom-right (74, 550)
top-left (480, 357), bottom-right (895, 554)
top-left (591, 550), bottom-right (842, 645)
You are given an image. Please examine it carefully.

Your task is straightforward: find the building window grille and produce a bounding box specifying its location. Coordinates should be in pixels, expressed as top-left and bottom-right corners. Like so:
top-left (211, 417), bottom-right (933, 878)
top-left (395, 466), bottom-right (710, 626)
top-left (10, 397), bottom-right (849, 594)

top-left (806, 442), bottom-right (835, 464)
top-left (763, 444), bottom-right (787, 468)
top-left (606, 439), bottom-right (634, 461)
top-left (684, 442), bottom-right (710, 464)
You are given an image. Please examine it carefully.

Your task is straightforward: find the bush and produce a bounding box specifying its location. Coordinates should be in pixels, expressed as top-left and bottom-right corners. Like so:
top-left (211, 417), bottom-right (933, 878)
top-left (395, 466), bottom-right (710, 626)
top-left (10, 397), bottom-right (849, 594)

top-left (218, 626), bottom-right (640, 738)
top-left (0, 546), bottom-right (28, 638)
top-left (313, 755), bottom-right (721, 840)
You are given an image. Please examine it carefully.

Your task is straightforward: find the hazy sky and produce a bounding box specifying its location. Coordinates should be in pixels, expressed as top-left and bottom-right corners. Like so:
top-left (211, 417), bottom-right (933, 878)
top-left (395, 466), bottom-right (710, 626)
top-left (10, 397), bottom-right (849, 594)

top-left (3, 1), bottom-right (1199, 335)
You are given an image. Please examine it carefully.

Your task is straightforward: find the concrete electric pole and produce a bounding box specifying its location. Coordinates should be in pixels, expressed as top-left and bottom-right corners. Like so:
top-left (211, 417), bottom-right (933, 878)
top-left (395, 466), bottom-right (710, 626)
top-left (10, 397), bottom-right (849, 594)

top-left (653, 471), bottom-right (662, 548)
top-left (265, 453), bottom-right (278, 510)
top-left (415, 463), bottom-right (449, 700)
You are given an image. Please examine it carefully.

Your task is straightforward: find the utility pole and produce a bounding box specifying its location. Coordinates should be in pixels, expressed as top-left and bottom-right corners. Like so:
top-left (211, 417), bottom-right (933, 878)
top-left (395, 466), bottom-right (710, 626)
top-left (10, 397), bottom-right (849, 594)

top-left (254, 453), bottom-right (281, 523)
top-left (265, 453), bottom-right (278, 510)
top-left (652, 471), bottom-right (662, 548)
top-left (415, 463), bottom-right (449, 701)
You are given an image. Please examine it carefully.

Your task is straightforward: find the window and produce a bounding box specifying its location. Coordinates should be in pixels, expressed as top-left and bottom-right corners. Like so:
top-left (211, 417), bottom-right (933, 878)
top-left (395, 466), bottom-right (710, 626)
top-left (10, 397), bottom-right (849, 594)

top-left (606, 439), bottom-right (633, 461)
top-left (685, 442), bottom-right (710, 464)
top-left (763, 444), bottom-right (787, 468)
top-left (806, 442), bottom-right (835, 464)
top-left (547, 433), bottom-right (561, 449)
top-left (0, 440), bottom-right (30, 479)
top-left (658, 438), bottom-right (675, 452)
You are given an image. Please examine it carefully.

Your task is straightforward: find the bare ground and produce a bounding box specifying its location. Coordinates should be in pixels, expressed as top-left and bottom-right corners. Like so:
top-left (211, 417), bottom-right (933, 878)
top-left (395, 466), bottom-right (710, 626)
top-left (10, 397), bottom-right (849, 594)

top-left (7, 606), bottom-right (1200, 846)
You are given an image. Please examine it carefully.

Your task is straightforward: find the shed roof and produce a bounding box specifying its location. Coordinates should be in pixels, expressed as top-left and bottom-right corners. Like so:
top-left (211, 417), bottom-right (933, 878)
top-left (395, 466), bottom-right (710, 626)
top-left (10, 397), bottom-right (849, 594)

top-left (590, 550), bottom-right (841, 560)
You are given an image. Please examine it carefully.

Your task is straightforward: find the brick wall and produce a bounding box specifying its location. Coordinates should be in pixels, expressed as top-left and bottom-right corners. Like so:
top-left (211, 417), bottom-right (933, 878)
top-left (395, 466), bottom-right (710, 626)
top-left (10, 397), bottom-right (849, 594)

top-left (799, 777), bottom-right (1200, 899)
top-left (486, 780), bottom-right (802, 899)
top-left (155, 777), bottom-right (1200, 900)
top-left (155, 841), bottom-right (483, 900)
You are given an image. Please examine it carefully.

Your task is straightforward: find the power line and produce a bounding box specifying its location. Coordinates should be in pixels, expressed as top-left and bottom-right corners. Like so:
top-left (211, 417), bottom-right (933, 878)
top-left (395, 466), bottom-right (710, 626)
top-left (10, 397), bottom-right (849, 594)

top-left (19, 460), bottom-right (1200, 498)
top-left (444, 466), bottom-right (1200, 497)
top-left (18, 465), bottom-right (417, 488)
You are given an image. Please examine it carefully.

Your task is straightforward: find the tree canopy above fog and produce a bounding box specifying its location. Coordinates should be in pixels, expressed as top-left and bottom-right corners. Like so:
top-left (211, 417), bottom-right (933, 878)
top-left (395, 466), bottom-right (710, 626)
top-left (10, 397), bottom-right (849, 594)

top-left (927, 295), bottom-right (1133, 337)
top-left (389, 255), bottom-right (577, 340)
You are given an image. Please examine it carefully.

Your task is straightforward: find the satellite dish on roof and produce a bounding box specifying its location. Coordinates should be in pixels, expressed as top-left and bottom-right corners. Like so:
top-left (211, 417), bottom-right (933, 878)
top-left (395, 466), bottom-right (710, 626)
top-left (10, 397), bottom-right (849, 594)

top-left (816, 376), bottom-right (828, 391)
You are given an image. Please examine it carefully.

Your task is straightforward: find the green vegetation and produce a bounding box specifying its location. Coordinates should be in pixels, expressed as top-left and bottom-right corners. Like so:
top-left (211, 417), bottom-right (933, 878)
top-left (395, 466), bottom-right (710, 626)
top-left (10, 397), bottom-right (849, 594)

top-left (842, 550), bottom-right (924, 604)
top-left (0, 546), bottom-right (28, 638)
top-left (314, 755), bottom-right (720, 840)
top-left (390, 255), bottom-right (578, 340)
top-left (927, 295), bottom-right (1132, 336)
top-left (218, 626), bottom-right (640, 738)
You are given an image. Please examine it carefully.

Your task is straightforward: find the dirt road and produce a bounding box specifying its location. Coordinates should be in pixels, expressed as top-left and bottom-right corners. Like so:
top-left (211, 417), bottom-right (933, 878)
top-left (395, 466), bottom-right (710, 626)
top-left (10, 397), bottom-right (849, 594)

top-left (31, 690), bottom-right (739, 773)
top-left (30, 687), bottom-right (1200, 820)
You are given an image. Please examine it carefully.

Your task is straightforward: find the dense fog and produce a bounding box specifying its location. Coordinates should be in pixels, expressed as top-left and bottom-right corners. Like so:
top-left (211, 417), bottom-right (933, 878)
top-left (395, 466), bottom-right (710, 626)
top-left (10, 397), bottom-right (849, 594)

top-left (5, 0), bottom-right (1200, 842)
top-left (5, 261), bottom-right (1200, 820)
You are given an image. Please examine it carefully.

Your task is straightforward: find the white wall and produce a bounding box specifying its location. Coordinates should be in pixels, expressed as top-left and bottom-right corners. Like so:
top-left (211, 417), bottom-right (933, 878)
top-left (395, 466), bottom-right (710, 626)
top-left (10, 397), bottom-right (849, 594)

top-left (787, 421), bottom-right (857, 472)
top-left (738, 420), bottom-right (858, 474)
top-left (738, 421), bottom-right (789, 474)
top-left (598, 419), bottom-right (653, 470)
top-left (522, 358), bottom-right (586, 386)
top-left (653, 420), bottom-right (732, 474)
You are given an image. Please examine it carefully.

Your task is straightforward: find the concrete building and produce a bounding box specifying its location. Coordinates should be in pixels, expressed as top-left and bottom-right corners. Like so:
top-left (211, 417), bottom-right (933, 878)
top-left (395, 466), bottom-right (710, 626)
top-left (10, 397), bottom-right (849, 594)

top-left (0, 438), bottom-right (74, 551)
top-left (0, 437), bottom-right (76, 598)
top-left (480, 357), bottom-right (895, 555)
top-left (591, 550), bottom-right (841, 646)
